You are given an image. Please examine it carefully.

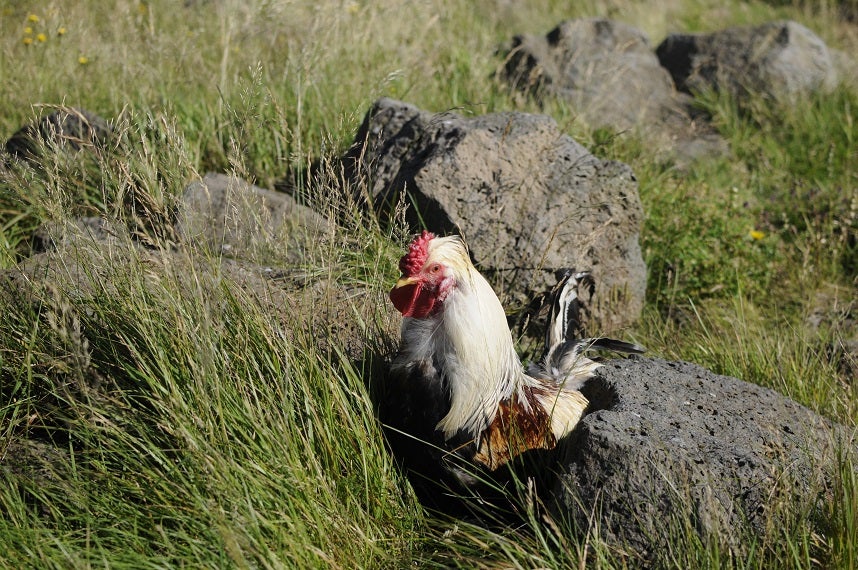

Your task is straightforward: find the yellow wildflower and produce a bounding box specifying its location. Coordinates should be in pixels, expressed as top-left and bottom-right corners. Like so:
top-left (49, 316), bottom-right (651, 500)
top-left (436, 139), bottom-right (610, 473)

top-left (749, 230), bottom-right (765, 240)
top-left (27, 14), bottom-right (39, 22)
top-left (22, 36), bottom-right (33, 45)
top-left (36, 33), bottom-right (47, 42)
top-left (24, 26), bottom-right (33, 34)
top-left (58, 27), bottom-right (67, 36)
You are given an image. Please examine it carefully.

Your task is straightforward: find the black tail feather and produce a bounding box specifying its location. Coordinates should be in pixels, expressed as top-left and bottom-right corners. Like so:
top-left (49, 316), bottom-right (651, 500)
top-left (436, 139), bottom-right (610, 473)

top-left (543, 269), bottom-right (593, 363)
top-left (583, 337), bottom-right (647, 355)
top-left (542, 269), bottom-right (646, 373)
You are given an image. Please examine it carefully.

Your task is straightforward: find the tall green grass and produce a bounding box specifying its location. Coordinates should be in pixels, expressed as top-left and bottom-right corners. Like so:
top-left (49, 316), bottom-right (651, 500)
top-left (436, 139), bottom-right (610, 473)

top-left (1, 0), bottom-right (856, 567)
top-left (0, 217), bottom-right (418, 568)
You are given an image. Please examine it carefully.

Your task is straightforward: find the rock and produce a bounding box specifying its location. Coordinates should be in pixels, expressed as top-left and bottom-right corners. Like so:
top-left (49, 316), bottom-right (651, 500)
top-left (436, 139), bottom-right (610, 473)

top-left (806, 284), bottom-right (857, 381)
top-left (177, 172), bottom-right (394, 359)
top-left (0, 436), bottom-right (75, 519)
top-left (7, 173), bottom-right (390, 363)
top-left (5, 248), bottom-right (394, 373)
top-left (498, 18), bottom-right (726, 165)
top-left (831, 48), bottom-right (858, 91)
top-left (178, 172), bottom-right (330, 264)
top-left (343, 98), bottom-right (646, 332)
top-left (4, 107), bottom-right (112, 162)
top-left (31, 217), bottom-right (118, 254)
top-left (552, 357), bottom-right (855, 559)
top-left (1, 437), bottom-right (71, 485)
top-left (219, 259), bottom-right (401, 362)
top-left (656, 21), bottom-right (838, 105)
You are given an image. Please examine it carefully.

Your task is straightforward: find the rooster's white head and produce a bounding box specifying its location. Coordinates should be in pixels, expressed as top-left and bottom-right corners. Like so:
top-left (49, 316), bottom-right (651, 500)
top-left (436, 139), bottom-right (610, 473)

top-left (389, 231), bottom-right (473, 319)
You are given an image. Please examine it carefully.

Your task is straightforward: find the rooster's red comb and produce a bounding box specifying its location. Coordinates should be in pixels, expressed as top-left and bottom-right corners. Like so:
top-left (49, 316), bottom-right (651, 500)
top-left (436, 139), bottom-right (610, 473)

top-left (399, 230), bottom-right (436, 276)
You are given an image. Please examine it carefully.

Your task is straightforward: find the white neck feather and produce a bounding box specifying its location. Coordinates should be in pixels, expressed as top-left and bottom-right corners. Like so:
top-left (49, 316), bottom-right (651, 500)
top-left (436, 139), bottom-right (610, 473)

top-left (399, 265), bottom-right (523, 439)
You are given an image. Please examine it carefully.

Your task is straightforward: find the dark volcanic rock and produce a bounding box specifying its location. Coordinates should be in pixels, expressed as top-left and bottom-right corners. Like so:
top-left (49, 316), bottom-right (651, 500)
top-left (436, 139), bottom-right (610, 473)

top-left (498, 18), bottom-right (726, 165)
top-left (553, 357), bottom-right (855, 559)
top-left (343, 98), bottom-right (646, 332)
top-left (656, 20), bottom-right (837, 104)
top-left (5, 107), bottom-right (112, 162)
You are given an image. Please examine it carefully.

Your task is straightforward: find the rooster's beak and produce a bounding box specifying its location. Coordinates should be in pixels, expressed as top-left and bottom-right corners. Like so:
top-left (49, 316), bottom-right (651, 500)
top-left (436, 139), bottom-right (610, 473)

top-left (393, 276), bottom-right (418, 289)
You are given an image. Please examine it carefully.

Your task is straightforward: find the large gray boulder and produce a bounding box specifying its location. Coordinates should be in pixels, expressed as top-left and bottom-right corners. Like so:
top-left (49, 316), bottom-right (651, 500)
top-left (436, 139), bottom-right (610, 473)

top-left (343, 98), bottom-right (646, 332)
top-left (174, 173), bottom-right (396, 359)
top-left (178, 172), bottom-right (330, 264)
top-left (553, 357), bottom-right (855, 559)
top-left (498, 18), bottom-right (726, 165)
top-left (656, 20), bottom-right (838, 104)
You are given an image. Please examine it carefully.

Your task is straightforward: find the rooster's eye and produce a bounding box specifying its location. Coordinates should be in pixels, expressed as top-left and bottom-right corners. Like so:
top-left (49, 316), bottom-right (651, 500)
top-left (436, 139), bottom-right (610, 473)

top-left (430, 264), bottom-right (441, 274)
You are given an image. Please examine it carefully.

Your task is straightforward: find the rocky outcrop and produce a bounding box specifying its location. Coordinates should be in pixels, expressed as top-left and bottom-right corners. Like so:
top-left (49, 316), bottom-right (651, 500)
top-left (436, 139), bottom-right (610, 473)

top-left (552, 357), bottom-right (855, 560)
top-left (10, 172), bottom-right (392, 363)
top-left (656, 21), bottom-right (838, 104)
top-left (4, 107), bottom-right (112, 163)
top-left (177, 173), bottom-right (395, 359)
top-left (178, 172), bottom-right (330, 264)
top-left (342, 98), bottom-right (646, 332)
top-left (498, 18), bottom-right (727, 165)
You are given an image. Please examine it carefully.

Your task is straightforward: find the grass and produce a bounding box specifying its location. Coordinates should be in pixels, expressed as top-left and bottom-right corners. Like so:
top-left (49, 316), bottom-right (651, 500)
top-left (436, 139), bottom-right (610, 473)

top-left (1, 0), bottom-right (856, 567)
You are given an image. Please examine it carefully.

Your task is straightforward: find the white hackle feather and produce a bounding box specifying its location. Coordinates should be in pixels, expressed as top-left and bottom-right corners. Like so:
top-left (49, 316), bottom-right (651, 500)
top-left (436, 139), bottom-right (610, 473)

top-left (396, 236), bottom-right (521, 439)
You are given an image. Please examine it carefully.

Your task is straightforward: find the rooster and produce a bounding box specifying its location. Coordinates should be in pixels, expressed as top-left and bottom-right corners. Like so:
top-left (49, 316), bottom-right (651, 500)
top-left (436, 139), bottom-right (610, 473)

top-left (382, 231), bottom-right (644, 495)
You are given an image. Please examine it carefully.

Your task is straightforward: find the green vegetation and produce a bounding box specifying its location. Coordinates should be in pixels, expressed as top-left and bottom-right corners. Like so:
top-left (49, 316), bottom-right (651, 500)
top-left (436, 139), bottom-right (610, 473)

top-left (1, 0), bottom-right (855, 567)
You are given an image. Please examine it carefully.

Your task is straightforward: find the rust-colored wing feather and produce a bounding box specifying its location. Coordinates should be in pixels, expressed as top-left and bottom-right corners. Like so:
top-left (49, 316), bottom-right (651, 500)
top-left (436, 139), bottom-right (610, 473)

top-left (472, 387), bottom-right (556, 470)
